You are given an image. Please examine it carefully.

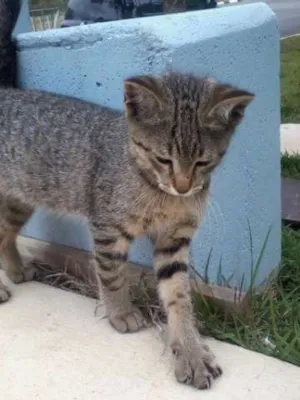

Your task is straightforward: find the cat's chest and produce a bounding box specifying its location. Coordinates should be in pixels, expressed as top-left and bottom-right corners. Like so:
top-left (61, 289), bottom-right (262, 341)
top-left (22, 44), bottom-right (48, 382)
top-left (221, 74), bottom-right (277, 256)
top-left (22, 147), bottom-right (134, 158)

top-left (126, 195), bottom-right (201, 236)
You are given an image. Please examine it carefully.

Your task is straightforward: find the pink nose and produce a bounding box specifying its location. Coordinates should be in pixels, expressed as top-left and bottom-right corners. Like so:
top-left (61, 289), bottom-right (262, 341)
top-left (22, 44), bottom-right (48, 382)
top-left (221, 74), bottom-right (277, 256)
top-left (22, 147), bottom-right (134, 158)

top-left (173, 174), bottom-right (191, 194)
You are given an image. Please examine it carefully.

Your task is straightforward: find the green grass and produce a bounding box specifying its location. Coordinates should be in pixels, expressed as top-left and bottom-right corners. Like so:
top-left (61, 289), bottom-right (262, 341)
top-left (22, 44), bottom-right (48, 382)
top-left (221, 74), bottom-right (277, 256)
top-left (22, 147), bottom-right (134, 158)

top-left (281, 152), bottom-right (300, 179)
top-left (31, 0), bottom-right (66, 6)
top-left (193, 226), bottom-right (300, 366)
top-left (281, 37), bottom-right (300, 122)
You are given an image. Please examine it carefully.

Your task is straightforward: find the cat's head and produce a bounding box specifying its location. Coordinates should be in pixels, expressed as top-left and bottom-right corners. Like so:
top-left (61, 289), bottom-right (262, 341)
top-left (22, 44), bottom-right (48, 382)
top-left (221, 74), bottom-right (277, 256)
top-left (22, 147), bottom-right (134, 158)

top-left (124, 73), bottom-right (254, 197)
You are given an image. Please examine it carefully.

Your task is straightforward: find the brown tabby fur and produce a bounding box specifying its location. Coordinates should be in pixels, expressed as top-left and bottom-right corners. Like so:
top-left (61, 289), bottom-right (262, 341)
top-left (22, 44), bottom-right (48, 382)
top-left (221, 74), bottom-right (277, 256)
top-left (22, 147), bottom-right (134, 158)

top-left (0, 0), bottom-right (254, 390)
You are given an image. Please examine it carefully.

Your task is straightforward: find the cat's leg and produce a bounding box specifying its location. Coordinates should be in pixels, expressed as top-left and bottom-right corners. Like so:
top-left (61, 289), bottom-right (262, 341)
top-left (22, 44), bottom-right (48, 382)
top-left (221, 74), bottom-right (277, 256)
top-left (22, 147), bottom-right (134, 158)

top-left (92, 224), bottom-right (146, 333)
top-left (154, 224), bottom-right (222, 389)
top-left (0, 197), bottom-right (35, 287)
top-left (0, 277), bottom-right (10, 303)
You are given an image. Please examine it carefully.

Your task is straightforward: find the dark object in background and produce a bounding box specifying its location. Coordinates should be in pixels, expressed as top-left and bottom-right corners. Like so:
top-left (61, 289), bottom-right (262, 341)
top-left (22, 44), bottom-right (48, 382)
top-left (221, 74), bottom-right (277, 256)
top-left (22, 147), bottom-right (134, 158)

top-left (61, 0), bottom-right (217, 27)
top-left (282, 178), bottom-right (300, 228)
top-left (0, 0), bottom-right (20, 87)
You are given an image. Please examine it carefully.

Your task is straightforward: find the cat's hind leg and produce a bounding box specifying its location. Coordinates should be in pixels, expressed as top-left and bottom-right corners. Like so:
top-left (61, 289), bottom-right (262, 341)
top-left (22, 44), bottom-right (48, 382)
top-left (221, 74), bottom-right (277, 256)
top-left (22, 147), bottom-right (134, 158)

top-left (0, 195), bottom-right (35, 287)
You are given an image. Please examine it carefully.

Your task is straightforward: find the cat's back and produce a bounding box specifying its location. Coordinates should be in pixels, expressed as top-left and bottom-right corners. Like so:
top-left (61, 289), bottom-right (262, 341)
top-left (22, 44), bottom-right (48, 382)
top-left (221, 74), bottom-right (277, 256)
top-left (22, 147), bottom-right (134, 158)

top-left (0, 87), bottom-right (127, 155)
top-left (0, 88), bottom-right (128, 210)
top-left (0, 87), bottom-right (124, 134)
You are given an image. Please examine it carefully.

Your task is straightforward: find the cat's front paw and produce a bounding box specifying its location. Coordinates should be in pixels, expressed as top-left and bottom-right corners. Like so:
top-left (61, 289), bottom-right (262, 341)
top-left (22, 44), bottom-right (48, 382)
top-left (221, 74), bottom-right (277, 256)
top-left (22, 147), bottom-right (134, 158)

top-left (109, 306), bottom-right (146, 333)
top-left (7, 265), bottom-right (37, 284)
top-left (172, 336), bottom-right (222, 390)
top-left (0, 285), bottom-right (11, 303)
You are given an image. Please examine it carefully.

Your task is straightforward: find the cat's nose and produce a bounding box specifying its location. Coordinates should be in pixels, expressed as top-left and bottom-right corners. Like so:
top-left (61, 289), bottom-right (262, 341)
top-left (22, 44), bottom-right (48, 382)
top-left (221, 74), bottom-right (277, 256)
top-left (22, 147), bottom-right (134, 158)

top-left (173, 173), bottom-right (192, 194)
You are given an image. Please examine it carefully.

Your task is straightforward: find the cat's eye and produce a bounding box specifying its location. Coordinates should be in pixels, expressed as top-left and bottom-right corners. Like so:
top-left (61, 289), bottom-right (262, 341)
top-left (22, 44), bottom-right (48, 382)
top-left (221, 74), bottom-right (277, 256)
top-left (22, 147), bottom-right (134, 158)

top-left (156, 156), bottom-right (172, 166)
top-left (195, 160), bottom-right (211, 167)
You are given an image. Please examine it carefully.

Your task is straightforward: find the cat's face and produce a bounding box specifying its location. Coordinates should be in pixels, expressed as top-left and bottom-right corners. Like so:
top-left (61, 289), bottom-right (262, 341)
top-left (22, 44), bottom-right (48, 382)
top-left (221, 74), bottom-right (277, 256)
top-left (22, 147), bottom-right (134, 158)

top-left (124, 73), bottom-right (254, 197)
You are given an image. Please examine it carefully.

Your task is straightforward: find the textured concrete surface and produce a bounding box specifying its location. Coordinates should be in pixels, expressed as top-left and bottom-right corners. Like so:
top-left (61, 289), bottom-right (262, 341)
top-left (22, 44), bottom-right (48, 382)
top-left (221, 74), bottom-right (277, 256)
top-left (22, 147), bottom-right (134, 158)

top-left (0, 273), bottom-right (299, 400)
top-left (281, 124), bottom-right (300, 154)
top-left (16, 4), bottom-right (281, 289)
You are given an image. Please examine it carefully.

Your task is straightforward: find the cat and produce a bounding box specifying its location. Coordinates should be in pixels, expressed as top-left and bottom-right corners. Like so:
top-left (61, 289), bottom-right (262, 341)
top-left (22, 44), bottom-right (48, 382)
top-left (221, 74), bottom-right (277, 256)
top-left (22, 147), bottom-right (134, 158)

top-left (0, 0), bottom-right (254, 389)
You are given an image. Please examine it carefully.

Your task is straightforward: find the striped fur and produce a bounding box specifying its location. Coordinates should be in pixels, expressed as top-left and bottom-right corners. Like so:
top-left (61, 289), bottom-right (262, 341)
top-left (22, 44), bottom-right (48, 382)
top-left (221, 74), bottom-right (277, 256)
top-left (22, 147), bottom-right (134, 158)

top-left (0, 1), bottom-right (254, 389)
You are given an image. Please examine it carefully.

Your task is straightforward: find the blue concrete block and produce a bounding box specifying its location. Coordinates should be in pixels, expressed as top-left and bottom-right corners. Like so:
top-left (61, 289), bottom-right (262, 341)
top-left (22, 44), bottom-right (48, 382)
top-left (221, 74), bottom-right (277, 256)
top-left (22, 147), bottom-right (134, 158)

top-left (17, 3), bottom-right (281, 289)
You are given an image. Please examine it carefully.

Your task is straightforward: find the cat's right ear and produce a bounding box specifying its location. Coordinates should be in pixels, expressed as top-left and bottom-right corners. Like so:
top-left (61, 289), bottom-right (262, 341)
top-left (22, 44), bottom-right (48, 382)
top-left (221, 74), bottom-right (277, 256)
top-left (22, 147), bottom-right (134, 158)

top-left (124, 76), bottom-right (164, 123)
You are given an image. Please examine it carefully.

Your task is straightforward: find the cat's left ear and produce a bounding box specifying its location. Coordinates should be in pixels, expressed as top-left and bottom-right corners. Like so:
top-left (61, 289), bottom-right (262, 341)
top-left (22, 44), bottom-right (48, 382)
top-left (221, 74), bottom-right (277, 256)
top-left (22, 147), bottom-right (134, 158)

top-left (208, 86), bottom-right (254, 127)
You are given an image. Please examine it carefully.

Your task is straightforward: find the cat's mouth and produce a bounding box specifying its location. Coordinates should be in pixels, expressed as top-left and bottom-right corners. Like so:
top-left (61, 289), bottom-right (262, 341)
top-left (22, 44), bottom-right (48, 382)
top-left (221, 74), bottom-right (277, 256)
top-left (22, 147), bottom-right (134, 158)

top-left (158, 183), bottom-right (203, 197)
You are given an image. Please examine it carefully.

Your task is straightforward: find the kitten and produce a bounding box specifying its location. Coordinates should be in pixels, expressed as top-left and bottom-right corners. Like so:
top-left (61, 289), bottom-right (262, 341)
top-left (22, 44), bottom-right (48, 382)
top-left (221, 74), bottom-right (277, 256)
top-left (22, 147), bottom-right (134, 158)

top-left (0, 0), bottom-right (254, 389)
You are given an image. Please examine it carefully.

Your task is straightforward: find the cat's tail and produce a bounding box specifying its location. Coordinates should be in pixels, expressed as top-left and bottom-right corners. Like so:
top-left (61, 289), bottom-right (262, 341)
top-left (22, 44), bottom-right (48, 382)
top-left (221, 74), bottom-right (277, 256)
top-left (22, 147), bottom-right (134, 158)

top-left (0, 0), bottom-right (21, 87)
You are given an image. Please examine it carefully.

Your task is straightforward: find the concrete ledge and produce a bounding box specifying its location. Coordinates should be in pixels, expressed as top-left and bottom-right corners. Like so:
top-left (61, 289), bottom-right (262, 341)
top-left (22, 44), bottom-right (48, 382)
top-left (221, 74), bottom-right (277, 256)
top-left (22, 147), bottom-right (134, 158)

top-left (281, 124), bottom-right (300, 154)
top-left (16, 3), bottom-right (281, 289)
top-left (1, 272), bottom-right (299, 400)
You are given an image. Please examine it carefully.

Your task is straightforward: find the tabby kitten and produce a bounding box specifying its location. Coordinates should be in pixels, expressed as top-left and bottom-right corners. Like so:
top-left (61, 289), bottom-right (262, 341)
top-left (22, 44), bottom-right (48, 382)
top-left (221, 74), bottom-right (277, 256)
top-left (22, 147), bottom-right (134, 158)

top-left (0, 0), bottom-right (254, 390)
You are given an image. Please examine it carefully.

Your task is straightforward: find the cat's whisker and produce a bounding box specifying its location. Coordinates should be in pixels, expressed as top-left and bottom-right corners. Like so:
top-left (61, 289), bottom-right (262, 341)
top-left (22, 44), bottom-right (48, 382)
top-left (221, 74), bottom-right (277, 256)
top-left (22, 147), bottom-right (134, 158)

top-left (210, 199), bottom-right (226, 241)
top-left (198, 201), bottom-right (212, 250)
top-left (158, 184), bottom-right (179, 196)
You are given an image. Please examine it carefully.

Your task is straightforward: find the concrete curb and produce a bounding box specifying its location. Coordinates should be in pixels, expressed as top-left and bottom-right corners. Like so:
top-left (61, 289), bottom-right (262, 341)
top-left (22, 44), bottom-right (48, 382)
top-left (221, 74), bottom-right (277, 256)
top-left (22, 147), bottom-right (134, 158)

top-left (281, 33), bottom-right (300, 41)
top-left (218, 0), bottom-right (239, 6)
top-left (1, 273), bottom-right (300, 400)
top-left (281, 123), bottom-right (300, 154)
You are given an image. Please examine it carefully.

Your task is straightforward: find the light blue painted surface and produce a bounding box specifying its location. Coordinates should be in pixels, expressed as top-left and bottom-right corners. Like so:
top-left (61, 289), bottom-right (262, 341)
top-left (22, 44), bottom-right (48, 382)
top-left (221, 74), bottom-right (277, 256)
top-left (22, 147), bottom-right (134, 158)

top-left (16, 3), bottom-right (281, 289)
top-left (14, 0), bottom-right (31, 36)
